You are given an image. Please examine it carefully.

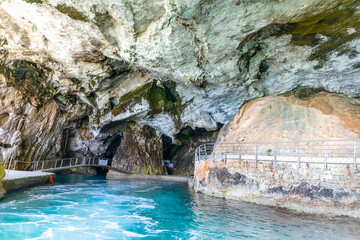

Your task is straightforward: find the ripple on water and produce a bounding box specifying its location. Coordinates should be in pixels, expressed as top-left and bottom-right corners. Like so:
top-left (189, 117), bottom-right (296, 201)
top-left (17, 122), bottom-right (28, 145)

top-left (0, 175), bottom-right (359, 240)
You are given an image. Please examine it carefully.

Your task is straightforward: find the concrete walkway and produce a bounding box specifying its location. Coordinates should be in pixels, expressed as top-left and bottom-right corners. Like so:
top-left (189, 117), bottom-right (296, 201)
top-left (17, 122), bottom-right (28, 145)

top-left (107, 170), bottom-right (189, 183)
top-left (4, 170), bottom-right (54, 180)
top-left (2, 170), bottom-right (55, 192)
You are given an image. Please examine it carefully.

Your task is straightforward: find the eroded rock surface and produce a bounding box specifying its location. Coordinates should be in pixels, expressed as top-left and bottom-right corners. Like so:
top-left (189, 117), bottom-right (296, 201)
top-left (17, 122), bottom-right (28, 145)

top-left (1, 0), bottom-right (360, 174)
top-left (112, 122), bottom-right (166, 175)
top-left (192, 91), bottom-right (360, 217)
top-left (217, 89), bottom-right (360, 143)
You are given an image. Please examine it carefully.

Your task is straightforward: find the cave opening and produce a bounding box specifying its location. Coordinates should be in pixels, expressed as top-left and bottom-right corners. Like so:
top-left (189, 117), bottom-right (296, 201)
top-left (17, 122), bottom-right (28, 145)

top-left (162, 134), bottom-right (178, 175)
top-left (94, 167), bottom-right (108, 176)
top-left (95, 134), bottom-right (123, 176)
top-left (162, 125), bottom-right (223, 175)
top-left (102, 134), bottom-right (122, 159)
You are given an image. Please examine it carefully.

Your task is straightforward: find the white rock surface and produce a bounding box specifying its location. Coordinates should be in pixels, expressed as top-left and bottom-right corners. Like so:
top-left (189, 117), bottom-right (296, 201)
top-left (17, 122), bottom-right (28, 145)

top-left (0, 0), bottom-right (359, 160)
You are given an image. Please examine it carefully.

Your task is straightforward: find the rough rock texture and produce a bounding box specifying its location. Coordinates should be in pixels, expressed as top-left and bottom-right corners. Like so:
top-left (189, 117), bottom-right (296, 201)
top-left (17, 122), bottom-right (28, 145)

top-left (0, 164), bottom-right (5, 198)
top-left (192, 159), bottom-right (360, 218)
top-left (1, 0), bottom-right (360, 173)
top-left (192, 91), bottom-right (360, 218)
top-left (217, 89), bottom-right (360, 143)
top-left (112, 122), bottom-right (166, 175)
top-left (164, 126), bottom-right (219, 175)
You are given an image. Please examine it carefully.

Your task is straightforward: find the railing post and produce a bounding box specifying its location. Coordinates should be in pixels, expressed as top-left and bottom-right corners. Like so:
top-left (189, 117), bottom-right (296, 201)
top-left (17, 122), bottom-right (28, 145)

top-left (238, 143), bottom-right (242, 164)
top-left (255, 142), bottom-right (258, 168)
top-left (225, 148), bottom-right (227, 164)
top-left (42, 161), bottom-right (44, 170)
top-left (75, 158), bottom-right (78, 166)
top-left (197, 147), bottom-right (199, 162)
top-left (8, 157), bottom-right (12, 171)
top-left (354, 139), bottom-right (357, 171)
top-left (274, 143), bottom-right (277, 166)
top-left (14, 160), bottom-right (17, 170)
top-left (194, 147), bottom-right (197, 162)
top-left (204, 144), bottom-right (207, 159)
top-left (324, 141), bottom-right (327, 170)
top-left (297, 141), bottom-right (300, 169)
top-left (60, 159), bottom-right (63, 168)
top-left (198, 146), bottom-right (201, 162)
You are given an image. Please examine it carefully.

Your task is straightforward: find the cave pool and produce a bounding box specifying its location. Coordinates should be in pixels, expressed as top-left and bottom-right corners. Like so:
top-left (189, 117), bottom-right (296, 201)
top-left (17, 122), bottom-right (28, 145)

top-left (0, 175), bottom-right (359, 239)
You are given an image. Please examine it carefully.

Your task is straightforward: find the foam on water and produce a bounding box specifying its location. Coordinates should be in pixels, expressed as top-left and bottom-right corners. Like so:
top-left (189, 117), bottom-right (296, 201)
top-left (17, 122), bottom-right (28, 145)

top-left (0, 175), bottom-right (359, 240)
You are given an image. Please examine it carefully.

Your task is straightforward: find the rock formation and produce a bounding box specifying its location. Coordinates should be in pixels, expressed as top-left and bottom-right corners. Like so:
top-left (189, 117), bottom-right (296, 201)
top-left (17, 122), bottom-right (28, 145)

top-left (192, 90), bottom-right (360, 218)
top-left (0, 0), bottom-right (360, 174)
top-left (112, 122), bottom-right (166, 175)
top-left (217, 89), bottom-right (360, 143)
top-left (0, 164), bottom-right (5, 198)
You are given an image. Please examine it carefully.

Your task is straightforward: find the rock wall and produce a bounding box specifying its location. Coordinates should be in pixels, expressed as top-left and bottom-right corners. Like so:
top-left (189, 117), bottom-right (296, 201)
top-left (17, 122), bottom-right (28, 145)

top-left (192, 90), bottom-right (360, 217)
top-left (217, 89), bottom-right (360, 143)
top-left (192, 159), bottom-right (360, 218)
top-left (163, 126), bottom-right (220, 175)
top-left (1, 1), bottom-right (360, 174)
top-left (112, 123), bottom-right (166, 175)
top-left (0, 164), bottom-right (5, 198)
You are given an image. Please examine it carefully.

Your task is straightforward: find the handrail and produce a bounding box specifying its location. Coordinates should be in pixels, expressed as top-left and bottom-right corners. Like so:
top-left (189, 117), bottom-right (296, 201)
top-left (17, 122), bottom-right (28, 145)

top-left (0, 157), bottom-right (111, 172)
top-left (195, 139), bottom-right (360, 170)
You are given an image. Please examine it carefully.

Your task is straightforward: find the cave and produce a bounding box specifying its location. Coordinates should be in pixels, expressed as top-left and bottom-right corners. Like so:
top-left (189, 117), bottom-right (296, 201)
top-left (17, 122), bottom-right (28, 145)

top-left (161, 125), bottom-right (222, 175)
top-left (162, 134), bottom-right (178, 175)
top-left (95, 134), bottom-right (123, 176)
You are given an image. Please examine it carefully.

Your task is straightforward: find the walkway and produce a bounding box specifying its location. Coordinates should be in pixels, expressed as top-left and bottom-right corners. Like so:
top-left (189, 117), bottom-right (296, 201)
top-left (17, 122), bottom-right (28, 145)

top-left (4, 170), bottom-right (53, 180)
top-left (2, 157), bottom-right (127, 173)
top-left (196, 139), bottom-right (360, 169)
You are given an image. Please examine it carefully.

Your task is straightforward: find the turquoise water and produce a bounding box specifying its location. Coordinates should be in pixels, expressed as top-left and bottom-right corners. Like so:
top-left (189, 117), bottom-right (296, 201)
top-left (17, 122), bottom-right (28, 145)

top-left (0, 175), bottom-right (359, 239)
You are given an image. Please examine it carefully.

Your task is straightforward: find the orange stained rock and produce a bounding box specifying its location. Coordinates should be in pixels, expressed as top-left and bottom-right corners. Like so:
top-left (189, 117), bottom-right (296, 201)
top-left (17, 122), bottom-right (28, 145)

top-left (217, 91), bottom-right (360, 144)
top-left (196, 161), bottom-right (209, 177)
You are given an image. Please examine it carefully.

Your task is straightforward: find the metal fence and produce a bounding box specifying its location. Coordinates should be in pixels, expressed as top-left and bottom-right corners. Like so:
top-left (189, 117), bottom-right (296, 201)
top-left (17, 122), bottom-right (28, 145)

top-left (1, 157), bottom-right (110, 172)
top-left (195, 139), bottom-right (360, 170)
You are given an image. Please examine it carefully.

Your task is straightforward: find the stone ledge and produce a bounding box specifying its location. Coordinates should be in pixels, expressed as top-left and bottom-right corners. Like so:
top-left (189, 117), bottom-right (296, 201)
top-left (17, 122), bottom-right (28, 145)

top-left (107, 170), bottom-right (188, 183)
top-left (2, 171), bottom-right (55, 192)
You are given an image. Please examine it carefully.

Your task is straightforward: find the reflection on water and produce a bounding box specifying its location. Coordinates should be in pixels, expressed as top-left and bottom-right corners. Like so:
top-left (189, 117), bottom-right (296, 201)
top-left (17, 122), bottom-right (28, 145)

top-left (0, 175), bottom-right (359, 239)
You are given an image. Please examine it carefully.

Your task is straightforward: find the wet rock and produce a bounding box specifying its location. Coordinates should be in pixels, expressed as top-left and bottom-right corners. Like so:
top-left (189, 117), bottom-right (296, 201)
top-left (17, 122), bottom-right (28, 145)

top-left (210, 167), bottom-right (247, 187)
top-left (111, 123), bottom-right (166, 175)
top-left (318, 188), bottom-right (334, 198)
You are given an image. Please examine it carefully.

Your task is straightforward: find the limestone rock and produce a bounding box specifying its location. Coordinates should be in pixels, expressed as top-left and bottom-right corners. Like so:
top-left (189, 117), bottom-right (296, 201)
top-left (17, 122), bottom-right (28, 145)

top-left (1, 0), bottom-right (360, 173)
top-left (218, 89), bottom-right (360, 143)
top-left (112, 123), bottom-right (166, 175)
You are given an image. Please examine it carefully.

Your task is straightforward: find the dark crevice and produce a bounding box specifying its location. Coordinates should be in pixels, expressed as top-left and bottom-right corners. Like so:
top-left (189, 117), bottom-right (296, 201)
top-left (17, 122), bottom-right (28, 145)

top-left (101, 135), bottom-right (122, 159)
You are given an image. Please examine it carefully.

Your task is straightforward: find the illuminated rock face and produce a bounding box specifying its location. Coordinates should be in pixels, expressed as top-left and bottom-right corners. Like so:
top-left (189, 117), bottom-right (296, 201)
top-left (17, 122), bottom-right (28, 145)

top-left (192, 91), bottom-right (360, 218)
top-left (217, 90), bottom-right (360, 144)
top-left (1, 0), bottom-right (360, 173)
top-left (192, 157), bottom-right (360, 218)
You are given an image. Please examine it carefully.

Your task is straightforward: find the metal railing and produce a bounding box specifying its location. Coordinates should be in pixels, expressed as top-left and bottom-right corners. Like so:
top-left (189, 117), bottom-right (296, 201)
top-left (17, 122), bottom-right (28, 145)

top-left (1, 157), bottom-right (110, 172)
top-left (195, 139), bottom-right (360, 170)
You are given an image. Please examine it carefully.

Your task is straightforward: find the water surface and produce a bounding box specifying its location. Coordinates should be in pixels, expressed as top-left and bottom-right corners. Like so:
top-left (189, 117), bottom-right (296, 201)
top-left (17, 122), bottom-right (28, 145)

top-left (0, 175), bottom-right (359, 239)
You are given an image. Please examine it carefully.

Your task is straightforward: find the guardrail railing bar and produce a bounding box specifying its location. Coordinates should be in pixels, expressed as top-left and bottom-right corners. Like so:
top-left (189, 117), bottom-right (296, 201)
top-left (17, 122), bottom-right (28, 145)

top-left (297, 142), bottom-right (300, 169)
top-left (195, 139), bottom-right (360, 168)
top-left (324, 141), bottom-right (327, 170)
top-left (354, 139), bottom-right (357, 171)
top-left (1, 157), bottom-right (111, 172)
